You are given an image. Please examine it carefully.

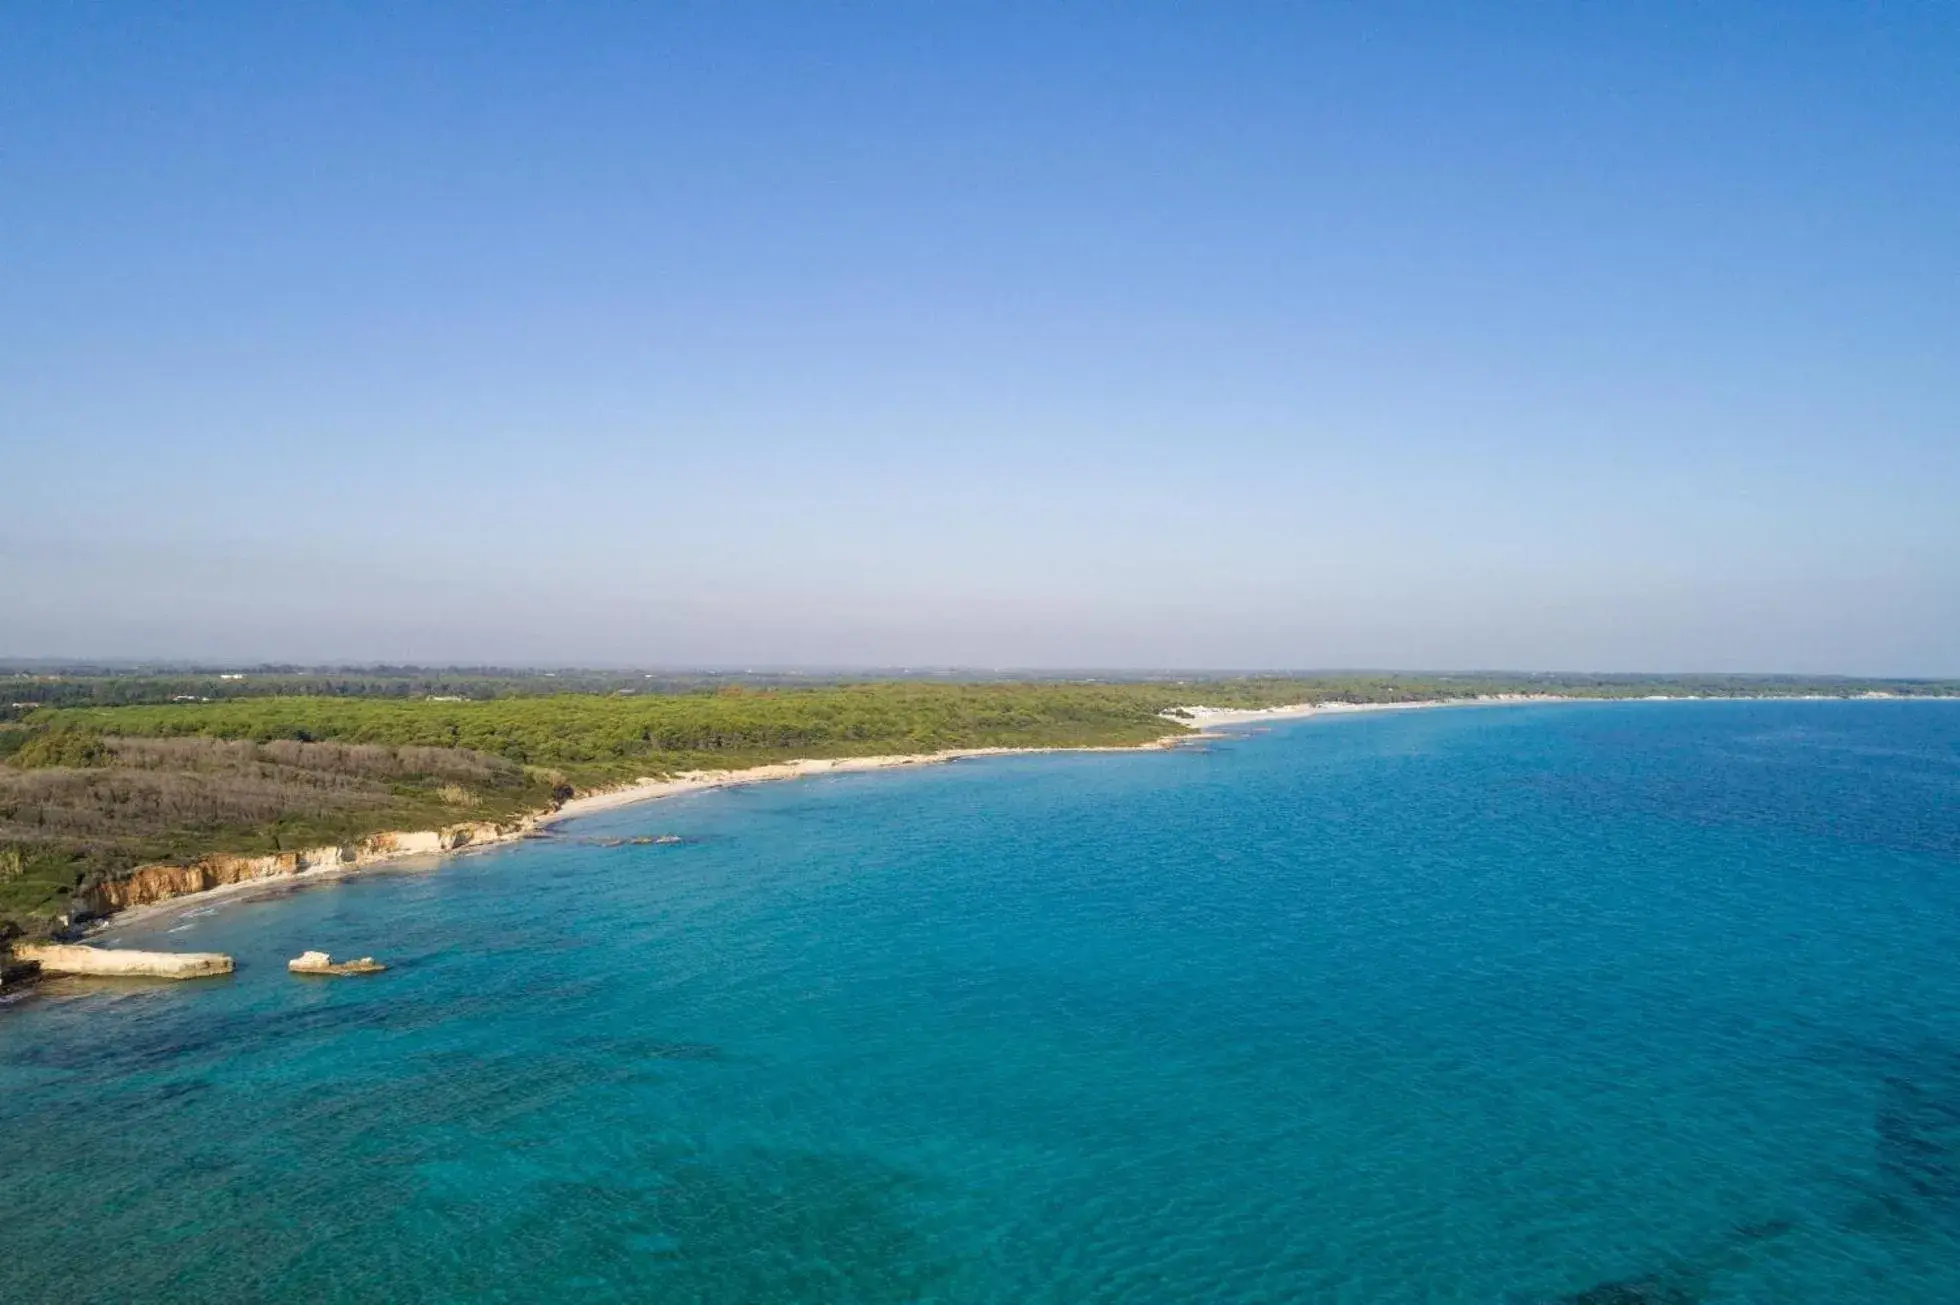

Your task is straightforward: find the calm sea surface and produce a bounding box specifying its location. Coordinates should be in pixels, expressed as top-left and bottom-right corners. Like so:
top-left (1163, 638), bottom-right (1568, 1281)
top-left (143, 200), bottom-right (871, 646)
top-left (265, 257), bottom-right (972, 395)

top-left (5, 702), bottom-right (1960, 1302)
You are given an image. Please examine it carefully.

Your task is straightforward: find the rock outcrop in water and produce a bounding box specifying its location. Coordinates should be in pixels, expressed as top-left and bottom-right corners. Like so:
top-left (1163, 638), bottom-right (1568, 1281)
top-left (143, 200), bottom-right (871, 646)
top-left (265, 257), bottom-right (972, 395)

top-left (14, 942), bottom-right (234, 979)
top-left (288, 951), bottom-right (387, 976)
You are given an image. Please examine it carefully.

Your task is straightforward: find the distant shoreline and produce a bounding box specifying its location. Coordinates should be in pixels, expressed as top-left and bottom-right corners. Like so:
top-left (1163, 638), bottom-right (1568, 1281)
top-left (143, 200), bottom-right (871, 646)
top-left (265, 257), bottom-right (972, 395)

top-left (70, 692), bottom-right (1948, 939)
top-left (94, 738), bottom-right (1196, 935)
top-left (83, 696), bottom-right (1549, 935)
top-left (1163, 693), bottom-right (1571, 729)
top-left (473, 695), bottom-right (1590, 824)
top-left (540, 739), bottom-right (1190, 822)
top-left (88, 702), bottom-right (1407, 935)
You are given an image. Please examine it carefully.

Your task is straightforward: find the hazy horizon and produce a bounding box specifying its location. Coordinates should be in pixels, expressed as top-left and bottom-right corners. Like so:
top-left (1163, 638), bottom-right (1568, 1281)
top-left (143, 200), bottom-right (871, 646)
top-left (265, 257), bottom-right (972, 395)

top-left (7, 6), bottom-right (1957, 675)
top-left (4, 659), bottom-right (1954, 685)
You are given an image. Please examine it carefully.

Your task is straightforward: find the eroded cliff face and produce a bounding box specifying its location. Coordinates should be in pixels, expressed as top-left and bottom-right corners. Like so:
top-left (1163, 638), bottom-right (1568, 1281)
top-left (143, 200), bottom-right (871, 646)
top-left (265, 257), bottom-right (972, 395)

top-left (77, 818), bottom-right (535, 915)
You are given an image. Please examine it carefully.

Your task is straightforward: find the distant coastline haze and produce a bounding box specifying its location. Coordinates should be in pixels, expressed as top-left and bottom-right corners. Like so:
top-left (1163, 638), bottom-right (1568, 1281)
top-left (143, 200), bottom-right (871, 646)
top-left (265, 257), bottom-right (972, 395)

top-left (5, 5), bottom-right (1956, 673)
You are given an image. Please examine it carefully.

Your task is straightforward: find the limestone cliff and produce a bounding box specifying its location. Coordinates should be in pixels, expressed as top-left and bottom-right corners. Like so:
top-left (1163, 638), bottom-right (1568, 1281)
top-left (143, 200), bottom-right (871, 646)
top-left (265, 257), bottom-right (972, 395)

top-left (76, 817), bottom-right (536, 916)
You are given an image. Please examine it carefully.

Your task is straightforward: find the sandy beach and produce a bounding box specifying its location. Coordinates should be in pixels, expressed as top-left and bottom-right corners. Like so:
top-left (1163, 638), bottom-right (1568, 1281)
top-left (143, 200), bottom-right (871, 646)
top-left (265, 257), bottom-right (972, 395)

top-left (1163, 693), bottom-right (1574, 730)
top-left (542, 741), bottom-right (1182, 824)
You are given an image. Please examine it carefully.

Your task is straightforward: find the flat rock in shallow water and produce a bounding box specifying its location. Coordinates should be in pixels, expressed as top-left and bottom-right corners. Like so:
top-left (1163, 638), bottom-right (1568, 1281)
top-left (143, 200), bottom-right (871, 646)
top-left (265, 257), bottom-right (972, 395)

top-left (288, 950), bottom-right (387, 976)
top-left (14, 942), bottom-right (233, 980)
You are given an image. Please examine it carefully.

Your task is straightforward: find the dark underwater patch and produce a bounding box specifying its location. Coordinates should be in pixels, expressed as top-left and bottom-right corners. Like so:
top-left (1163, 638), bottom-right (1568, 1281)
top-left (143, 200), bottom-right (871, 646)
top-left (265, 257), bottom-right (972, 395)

top-left (630, 1149), bottom-right (955, 1303)
top-left (1734, 1217), bottom-right (1794, 1240)
top-left (1555, 1278), bottom-right (1695, 1305)
top-left (1546, 1213), bottom-right (1799, 1304)
top-left (640, 1040), bottom-right (723, 1061)
top-left (1875, 1066), bottom-right (1960, 1225)
top-left (253, 1148), bottom-right (957, 1304)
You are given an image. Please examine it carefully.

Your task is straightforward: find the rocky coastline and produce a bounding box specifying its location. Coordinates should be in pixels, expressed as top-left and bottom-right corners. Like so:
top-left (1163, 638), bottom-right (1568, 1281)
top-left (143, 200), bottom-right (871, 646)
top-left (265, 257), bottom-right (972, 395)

top-left (76, 817), bottom-right (540, 921)
top-left (5, 697), bottom-right (1550, 965)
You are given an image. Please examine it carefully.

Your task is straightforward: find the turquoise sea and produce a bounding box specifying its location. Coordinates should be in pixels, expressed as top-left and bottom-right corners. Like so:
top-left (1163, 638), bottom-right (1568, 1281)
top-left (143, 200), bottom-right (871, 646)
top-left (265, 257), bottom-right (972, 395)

top-left (5, 702), bottom-right (1960, 1302)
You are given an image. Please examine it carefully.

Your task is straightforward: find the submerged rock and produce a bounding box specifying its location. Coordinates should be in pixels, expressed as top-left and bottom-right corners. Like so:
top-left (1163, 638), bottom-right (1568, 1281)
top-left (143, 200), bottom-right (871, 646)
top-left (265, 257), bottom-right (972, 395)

top-left (573, 834), bottom-right (687, 848)
top-left (288, 950), bottom-right (387, 976)
top-left (14, 942), bottom-right (234, 980)
top-left (1877, 1071), bottom-right (1960, 1209)
top-left (1556, 1278), bottom-right (1694, 1305)
top-left (643, 1041), bottom-right (722, 1061)
top-left (1735, 1218), bottom-right (1794, 1241)
top-left (1552, 1215), bottom-right (1792, 1304)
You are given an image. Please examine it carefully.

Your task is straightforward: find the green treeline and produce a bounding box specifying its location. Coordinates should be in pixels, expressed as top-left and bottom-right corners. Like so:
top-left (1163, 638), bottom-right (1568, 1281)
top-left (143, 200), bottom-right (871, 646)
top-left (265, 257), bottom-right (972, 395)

top-left (13, 674), bottom-right (1960, 780)
top-left (8, 666), bottom-right (1957, 722)
top-left (0, 667), bottom-right (850, 716)
top-left (19, 682), bottom-right (1189, 775)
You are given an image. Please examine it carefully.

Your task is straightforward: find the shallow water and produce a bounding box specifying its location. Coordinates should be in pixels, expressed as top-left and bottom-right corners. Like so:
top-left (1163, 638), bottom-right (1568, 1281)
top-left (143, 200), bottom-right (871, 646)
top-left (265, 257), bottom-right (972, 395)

top-left (5, 701), bottom-right (1960, 1302)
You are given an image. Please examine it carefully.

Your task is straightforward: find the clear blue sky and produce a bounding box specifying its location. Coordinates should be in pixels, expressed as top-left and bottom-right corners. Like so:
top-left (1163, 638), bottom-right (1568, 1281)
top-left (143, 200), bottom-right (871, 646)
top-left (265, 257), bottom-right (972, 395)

top-left (5, 3), bottom-right (1956, 672)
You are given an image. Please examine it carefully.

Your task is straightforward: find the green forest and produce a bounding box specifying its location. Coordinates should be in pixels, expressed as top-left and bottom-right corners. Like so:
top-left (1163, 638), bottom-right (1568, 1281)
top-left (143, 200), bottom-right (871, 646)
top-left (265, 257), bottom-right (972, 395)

top-left (4, 672), bottom-right (1956, 934)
